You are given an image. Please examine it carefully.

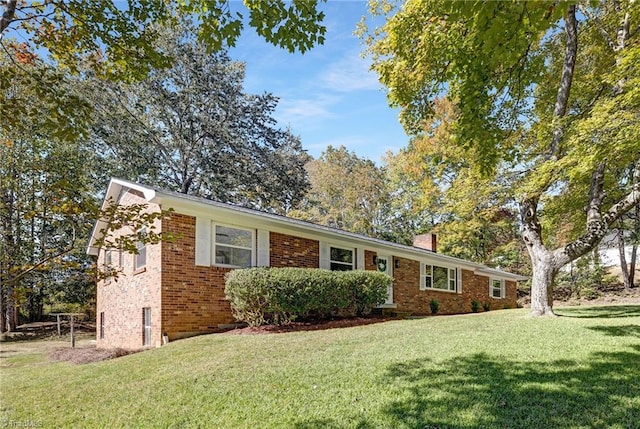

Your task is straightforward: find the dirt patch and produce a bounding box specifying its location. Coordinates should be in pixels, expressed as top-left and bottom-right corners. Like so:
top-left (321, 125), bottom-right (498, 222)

top-left (223, 315), bottom-right (393, 335)
top-left (519, 283), bottom-right (640, 308)
top-left (557, 285), bottom-right (640, 307)
top-left (48, 347), bottom-right (142, 365)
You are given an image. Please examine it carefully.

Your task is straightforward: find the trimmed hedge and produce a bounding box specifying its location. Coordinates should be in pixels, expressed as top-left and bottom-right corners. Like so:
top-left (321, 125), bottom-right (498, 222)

top-left (225, 267), bottom-right (392, 326)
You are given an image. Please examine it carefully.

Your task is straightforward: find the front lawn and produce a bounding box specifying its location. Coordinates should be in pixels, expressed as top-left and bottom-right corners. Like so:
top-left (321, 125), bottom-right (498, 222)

top-left (1, 305), bottom-right (639, 428)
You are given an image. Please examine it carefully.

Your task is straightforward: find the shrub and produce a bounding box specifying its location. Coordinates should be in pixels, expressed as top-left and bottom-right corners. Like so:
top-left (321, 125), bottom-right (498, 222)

top-left (580, 287), bottom-right (600, 300)
top-left (471, 300), bottom-right (481, 313)
top-left (482, 302), bottom-right (491, 312)
top-left (225, 268), bottom-right (392, 326)
top-left (429, 299), bottom-right (440, 315)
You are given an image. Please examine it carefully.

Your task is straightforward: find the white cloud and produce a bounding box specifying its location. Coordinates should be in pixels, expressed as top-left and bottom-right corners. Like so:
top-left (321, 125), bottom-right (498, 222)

top-left (320, 55), bottom-right (380, 93)
top-left (275, 94), bottom-right (340, 127)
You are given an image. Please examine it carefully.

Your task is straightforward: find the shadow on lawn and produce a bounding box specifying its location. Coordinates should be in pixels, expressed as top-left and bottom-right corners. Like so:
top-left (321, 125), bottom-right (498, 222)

top-left (380, 345), bottom-right (640, 429)
top-left (293, 345), bottom-right (640, 429)
top-left (555, 305), bottom-right (640, 318)
top-left (588, 324), bottom-right (640, 338)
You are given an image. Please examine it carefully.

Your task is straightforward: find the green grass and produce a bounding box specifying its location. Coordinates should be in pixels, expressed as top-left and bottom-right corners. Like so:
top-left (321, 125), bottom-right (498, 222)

top-left (2, 306), bottom-right (640, 428)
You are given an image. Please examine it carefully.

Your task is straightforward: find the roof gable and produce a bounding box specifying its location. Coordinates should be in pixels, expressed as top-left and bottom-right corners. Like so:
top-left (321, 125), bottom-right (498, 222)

top-left (87, 178), bottom-right (527, 281)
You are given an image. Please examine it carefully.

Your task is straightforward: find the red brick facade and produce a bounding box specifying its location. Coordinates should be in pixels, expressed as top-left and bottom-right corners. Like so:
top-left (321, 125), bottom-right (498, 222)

top-left (96, 190), bottom-right (163, 349)
top-left (160, 213), bottom-right (234, 341)
top-left (270, 232), bottom-right (319, 268)
top-left (391, 256), bottom-right (517, 315)
top-left (95, 187), bottom-right (520, 349)
top-left (364, 250), bottom-right (377, 271)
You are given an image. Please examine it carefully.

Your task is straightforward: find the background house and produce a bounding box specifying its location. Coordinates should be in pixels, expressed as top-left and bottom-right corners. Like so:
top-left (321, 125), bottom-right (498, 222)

top-left (88, 179), bottom-right (525, 349)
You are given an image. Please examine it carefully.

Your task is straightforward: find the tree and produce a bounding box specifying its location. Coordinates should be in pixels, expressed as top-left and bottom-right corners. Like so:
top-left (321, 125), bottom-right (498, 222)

top-left (290, 146), bottom-right (390, 239)
top-left (0, 46), bottom-right (95, 331)
top-left (0, 49), bottom-right (173, 332)
top-left (362, 1), bottom-right (640, 315)
top-left (382, 149), bottom-right (436, 245)
top-left (1, 1), bottom-right (327, 152)
top-left (384, 98), bottom-right (527, 271)
top-left (615, 166), bottom-right (639, 288)
top-left (1, 1), bottom-right (326, 79)
top-left (89, 21), bottom-right (310, 213)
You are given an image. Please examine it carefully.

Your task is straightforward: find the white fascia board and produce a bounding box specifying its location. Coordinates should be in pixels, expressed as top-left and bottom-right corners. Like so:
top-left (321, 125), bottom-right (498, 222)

top-left (475, 267), bottom-right (528, 282)
top-left (155, 193), bottom-right (483, 272)
top-left (86, 178), bottom-right (157, 256)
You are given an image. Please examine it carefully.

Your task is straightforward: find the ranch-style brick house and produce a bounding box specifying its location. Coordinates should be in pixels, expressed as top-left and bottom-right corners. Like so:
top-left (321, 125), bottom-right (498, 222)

top-left (88, 179), bottom-right (526, 349)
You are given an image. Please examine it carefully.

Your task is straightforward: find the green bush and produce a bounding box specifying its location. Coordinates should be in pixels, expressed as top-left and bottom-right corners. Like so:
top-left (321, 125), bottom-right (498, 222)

top-left (471, 300), bottom-right (481, 313)
top-left (429, 299), bottom-right (440, 314)
top-left (482, 302), bottom-right (491, 312)
top-left (225, 268), bottom-right (391, 326)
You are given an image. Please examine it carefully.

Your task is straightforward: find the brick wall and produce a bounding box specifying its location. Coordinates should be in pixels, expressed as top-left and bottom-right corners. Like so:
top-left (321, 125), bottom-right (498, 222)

top-left (161, 213), bottom-right (235, 340)
top-left (270, 232), bottom-right (319, 268)
top-left (392, 256), bottom-right (518, 315)
top-left (364, 250), bottom-right (377, 271)
top-left (97, 194), bottom-right (519, 348)
top-left (96, 190), bottom-right (163, 349)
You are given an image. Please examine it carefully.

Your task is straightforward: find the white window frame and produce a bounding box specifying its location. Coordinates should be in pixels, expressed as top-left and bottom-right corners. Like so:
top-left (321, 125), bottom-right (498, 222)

top-left (490, 278), bottom-right (505, 299)
top-left (212, 223), bottom-right (255, 268)
top-left (99, 312), bottom-right (105, 340)
top-left (329, 245), bottom-right (355, 271)
top-left (104, 249), bottom-right (113, 284)
top-left (420, 263), bottom-right (458, 293)
top-left (134, 228), bottom-right (147, 270)
top-left (142, 307), bottom-right (151, 346)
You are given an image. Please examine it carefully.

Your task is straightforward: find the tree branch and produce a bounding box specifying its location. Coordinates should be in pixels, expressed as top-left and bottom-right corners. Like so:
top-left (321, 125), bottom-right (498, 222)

top-left (578, 4), bottom-right (617, 51)
top-left (549, 4), bottom-right (578, 160)
top-left (4, 227), bottom-right (77, 287)
top-left (556, 157), bottom-right (640, 264)
top-left (0, 0), bottom-right (17, 34)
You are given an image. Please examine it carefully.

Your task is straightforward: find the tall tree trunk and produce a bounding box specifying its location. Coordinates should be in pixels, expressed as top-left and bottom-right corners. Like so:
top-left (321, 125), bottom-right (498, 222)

top-left (522, 6), bottom-right (578, 317)
top-left (529, 249), bottom-right (558, 316)
top-left (630, 245), bottom-right (637, 288)
top-left (618, 227), bottom-right (631, 288)
top-left (0, 280), bottom-right (5, 333)
top-left (520, 197), bottom-right (558, 316)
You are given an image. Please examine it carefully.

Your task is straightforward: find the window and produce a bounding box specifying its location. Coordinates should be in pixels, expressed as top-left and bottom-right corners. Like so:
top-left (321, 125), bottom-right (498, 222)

top-left (142, 307), bottom-right (151, 346)
top-left (491, 279), bottom-right (504, 298)
top-left (214, 224), bottom-right (254, 267)
top-left (104, 249), bottom-right (113, 284)
top-left (135, 228), bottom-right (147, 270)
top-left (421, 264), bottom-right (457, 292)
top-left (99, 312), bottom-right (105, 339)
top-left (330, 246), bottom-right (354, 271)
top-left (104, 247), bottom-right (122, 283)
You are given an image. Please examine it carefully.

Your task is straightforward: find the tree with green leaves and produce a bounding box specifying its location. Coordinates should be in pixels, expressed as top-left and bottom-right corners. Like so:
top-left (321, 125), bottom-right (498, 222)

top-left (290, 146), bottom-right (390, 239)
top-left (362, 1), bottom-right (640, 315)
top-left (0, 48), bottom-right (173, 332)
top-left (1, 1), bottom-right (327, 151)
top-left (614, 166), bottom-right (639, 288)
top-left (89, 20), bottom-right (310, 213)
top-left (0, 0), bottom-right (326, 79)
top-left (382, 149), bottom-right (436, 246)
top-left (384, 98), bottom-right (527, 271)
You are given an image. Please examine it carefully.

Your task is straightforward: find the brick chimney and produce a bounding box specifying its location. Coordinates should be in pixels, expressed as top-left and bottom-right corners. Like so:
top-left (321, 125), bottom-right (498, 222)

top-left (413, 233), bottom-right (437, 253)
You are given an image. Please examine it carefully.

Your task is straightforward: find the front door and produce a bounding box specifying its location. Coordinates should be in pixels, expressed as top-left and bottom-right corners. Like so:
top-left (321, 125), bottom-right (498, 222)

top-left (376, 255), bottom-right (393, 305)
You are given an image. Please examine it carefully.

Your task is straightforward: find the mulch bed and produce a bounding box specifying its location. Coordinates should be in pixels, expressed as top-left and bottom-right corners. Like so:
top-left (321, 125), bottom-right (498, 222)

top-left (223, 315), bottom-right (393, 335)
top-left (44, 316), bottom-right (393, 364)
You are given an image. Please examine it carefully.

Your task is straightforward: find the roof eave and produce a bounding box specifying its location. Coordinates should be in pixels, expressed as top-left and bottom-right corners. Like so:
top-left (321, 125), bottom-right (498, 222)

top-left (86, 179), bottom-right (157, 256)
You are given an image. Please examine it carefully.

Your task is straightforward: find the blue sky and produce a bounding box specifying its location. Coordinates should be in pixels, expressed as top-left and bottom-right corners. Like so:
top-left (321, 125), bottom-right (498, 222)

top-left (229, 1), bottom-right (408, 163)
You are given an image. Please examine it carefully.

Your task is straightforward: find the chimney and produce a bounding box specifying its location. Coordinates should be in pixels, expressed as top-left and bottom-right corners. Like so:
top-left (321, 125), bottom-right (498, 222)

top-left (413, 233), bottom-right (437, 253)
